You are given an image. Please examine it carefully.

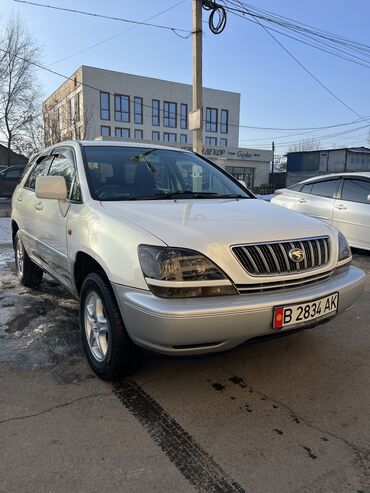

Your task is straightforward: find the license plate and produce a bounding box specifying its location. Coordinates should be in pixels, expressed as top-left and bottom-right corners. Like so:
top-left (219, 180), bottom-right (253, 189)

top-left (273, 293), bottom-right (339, 330)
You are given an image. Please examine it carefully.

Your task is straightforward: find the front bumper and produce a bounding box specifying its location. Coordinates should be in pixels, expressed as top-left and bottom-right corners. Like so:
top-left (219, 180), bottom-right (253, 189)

top-left (112, 266), bottom-right (365, 355)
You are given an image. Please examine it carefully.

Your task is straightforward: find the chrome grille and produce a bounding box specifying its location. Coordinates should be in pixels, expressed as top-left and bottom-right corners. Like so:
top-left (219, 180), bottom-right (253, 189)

top-left (232, 237), bottom-right (330, 276)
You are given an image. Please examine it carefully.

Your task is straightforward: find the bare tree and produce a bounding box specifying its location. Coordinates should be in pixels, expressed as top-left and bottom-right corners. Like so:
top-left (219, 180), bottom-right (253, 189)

top-left (0, 16), bottom-right (42, 163)
top-left (43, 94), bottom-right (93, 146)
top-left (288, 138), bottom-right (322, 153)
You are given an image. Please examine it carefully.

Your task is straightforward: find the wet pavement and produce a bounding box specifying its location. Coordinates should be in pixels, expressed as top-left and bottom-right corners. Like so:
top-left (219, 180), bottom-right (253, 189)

top-left (0, 245), bottom-right (369, 492)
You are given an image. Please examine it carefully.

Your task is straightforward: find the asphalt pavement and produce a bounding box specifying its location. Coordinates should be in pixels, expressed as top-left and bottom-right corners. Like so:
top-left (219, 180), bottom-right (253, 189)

top-left (0, 245), bottom-right (369, 492)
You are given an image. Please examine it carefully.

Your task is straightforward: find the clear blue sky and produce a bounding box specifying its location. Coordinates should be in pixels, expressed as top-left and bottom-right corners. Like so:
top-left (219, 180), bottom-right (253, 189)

top-left (2, 0), bottom-right (370, 154)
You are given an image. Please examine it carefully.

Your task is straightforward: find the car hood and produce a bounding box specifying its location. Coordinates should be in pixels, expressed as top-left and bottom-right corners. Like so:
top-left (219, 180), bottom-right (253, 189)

top-left (101, 198), bottom-right (334, 250)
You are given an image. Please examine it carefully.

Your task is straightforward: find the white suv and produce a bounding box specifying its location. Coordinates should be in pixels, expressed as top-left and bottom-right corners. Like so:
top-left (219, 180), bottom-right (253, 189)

top-left (11, 141), bottom-right (365, 379)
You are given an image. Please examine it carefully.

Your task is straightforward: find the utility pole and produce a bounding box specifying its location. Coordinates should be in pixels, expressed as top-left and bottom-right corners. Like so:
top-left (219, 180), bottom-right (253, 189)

top-left (271, 140), bottom-right (275, 185)
top-left (192, 0), bottom-right (203, 154)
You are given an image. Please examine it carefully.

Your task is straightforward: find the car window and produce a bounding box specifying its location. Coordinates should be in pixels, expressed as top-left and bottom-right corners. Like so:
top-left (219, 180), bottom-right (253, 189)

top-left (341, 179), bottom-right (370, 204)
top-left (2, 168), bottom-right (22, 179)
top-left (21, 156), bottom-right (37, 180)
top-left (288, 183), bottom-right (302, 191)
top-left (48, 148), bottom-right (76, 196)
top-left (301, 183), bottom-right (313, 194)
top-left (25, 156), bottom-right (54, 190)
top-left (310, 179), bottom-right (339, 198)
top-left (70, 175), bottom-right (82, 202)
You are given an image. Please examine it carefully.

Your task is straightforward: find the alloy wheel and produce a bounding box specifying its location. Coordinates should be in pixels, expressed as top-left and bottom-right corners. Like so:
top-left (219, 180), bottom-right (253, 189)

top-left (84, 291), bottom-right (109, 362)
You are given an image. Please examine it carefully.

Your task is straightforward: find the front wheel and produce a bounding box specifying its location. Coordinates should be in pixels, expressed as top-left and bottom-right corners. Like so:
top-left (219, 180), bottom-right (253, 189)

top-left (80, 272), bottom-right (138, 380)
top-left (15, 231), bottom-right (43, 287)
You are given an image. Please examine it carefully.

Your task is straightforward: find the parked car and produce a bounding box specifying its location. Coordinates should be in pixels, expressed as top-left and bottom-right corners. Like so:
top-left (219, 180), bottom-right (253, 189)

top-left (0, 166), bottom-right (25, 197)
top-left (11, 142), bottom-right (365, 379)
top-left (271, 173), bottom-right (370, 251)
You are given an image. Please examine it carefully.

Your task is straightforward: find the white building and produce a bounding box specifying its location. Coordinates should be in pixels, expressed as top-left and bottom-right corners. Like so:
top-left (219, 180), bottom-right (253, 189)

top-left (43, 66), bottom-right (272, 188)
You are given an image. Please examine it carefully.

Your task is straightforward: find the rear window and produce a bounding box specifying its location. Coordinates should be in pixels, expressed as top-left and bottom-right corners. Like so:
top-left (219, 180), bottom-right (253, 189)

top-left (301, 183), bottom-right (313, 194)
top-left (288, 183), bottom-right (302, 191)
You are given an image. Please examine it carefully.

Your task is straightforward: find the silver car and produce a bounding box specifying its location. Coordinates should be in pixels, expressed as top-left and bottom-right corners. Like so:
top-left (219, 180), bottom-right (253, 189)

top-left (272, 173), bottom-right (370, 251)
top-left (11, 142), bottom-right (365, 379)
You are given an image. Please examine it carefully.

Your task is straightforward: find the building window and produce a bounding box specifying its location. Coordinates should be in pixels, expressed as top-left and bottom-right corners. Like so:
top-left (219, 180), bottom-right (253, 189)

top-left (206, 107), bottom-right (218, 132)
top-left (76, 92), bottom-right (81, 122)
top-left (225, 166), bottom-right (254, 188)
top-left (152, 131), bottom-right (160, 141)
top-left (100, 91), bottom-right (110, 120)
top-left (163, 101), bottom-right (177, 128)
top-left (220, 138), bottom-right (227, 146)
top-left (115, 127), bottom-right (130, 138)
top-left (134, 97), bottom-right (143, 124)
top-left (152, 99), bottom-right (160, 126)
top-left (101, 126), bottom-right (111, 137)
top-left (134, 129), bottom-right (143, 140)
top-left (220, 109), bottom-right (228, 134)
top-left (180, 103), bottom-right (188, 129)
top-left (163, 132), bottom-right (176, 143)
top-left (180, 134), bottom-right (188, 143)
top-left (115, 95), bottom-right (130, 122)
top-left (68, 98), bottom-right (73, 124)
top-left (205, 136), bottom-right (217, 146)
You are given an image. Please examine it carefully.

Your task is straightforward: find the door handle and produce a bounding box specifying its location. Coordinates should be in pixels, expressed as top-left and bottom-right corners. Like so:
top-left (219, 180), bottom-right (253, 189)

top-left (335, 204), bottom-right (347, 210)
top-left (34, 201), bottom-right (43, 211)
top-left (298, 198), bottom-right (307, 203)
top-left (17, 195), bottom-right (23, 203)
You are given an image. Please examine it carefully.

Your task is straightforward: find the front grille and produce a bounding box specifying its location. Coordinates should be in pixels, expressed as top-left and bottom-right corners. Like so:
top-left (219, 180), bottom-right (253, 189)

top-left (232, 237), bottom-right (330, 276)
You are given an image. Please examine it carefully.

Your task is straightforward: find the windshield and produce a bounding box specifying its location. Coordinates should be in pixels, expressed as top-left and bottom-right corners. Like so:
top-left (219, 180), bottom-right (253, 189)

top-left (83, 146), bottom-right (253, 201)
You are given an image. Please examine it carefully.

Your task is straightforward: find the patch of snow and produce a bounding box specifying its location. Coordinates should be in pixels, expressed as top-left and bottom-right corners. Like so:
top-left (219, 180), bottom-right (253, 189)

top-left (0, 218), bottom-right (11, 244)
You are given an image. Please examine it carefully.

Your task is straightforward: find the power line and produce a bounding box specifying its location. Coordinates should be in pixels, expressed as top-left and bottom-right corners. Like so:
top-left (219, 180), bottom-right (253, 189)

top-left (48, 0), bottom-right (187, 66)
top-left (13, 0), bottom-right (193, 37)
top-left (240, 124), bottom-right (370, 149)
top-left (5, 44), bottom-right (369, 135)
top-left (225, 0), bottom-right (370, 55)
top-left (232, 116), bottom-right (370, 132)
top-left (220, 7), bottom-right (370, 69)
top-left (223, 0), bottom-right (369, 123)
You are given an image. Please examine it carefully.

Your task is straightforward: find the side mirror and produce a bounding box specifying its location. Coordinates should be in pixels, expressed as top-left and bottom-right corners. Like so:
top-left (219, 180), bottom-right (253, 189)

top-left (36, 176), bottom-right (68, 200)
top-left (238, 179), bottom-right (247, 188)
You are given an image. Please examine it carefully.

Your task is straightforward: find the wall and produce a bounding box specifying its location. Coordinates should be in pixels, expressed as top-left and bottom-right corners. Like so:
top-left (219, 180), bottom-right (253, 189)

top-left (81, 66), bottom-right (240, 146)
top-left (286, 148), bottom-right (370, 186)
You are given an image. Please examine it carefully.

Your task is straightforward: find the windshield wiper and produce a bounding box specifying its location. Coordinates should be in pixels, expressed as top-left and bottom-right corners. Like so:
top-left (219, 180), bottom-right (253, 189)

top-left (212, 194), bottom-right (250, 199)
top-left (140, 191), bottom-right (221, 200)
top-left (116, 191), bottom-right (251, 201)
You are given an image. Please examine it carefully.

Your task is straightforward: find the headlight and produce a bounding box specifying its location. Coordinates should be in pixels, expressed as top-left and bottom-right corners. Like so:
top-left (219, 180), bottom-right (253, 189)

top-left (138, 245), bottom-right (237, 298)
top-left (338, 231), bottom-right (351, 262)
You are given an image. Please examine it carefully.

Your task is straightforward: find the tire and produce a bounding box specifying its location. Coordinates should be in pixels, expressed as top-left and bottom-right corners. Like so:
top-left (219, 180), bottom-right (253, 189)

top-left (15, 231), bottom-right (43, 287)
top-left (80, 272), bottom-right (138, 380)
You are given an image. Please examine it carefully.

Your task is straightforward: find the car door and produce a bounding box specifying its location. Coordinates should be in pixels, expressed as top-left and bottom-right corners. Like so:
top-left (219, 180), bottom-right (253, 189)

top-left (332, 177), bottom-right (370, 250)
top-left (17, 155), bottom-right (54, 261)
top-left (296, 178), bottom-right (340, 225)
top-left (34, 146), bottom-right (77, 288)
top-left (0, 167), bottom-right (23, 197)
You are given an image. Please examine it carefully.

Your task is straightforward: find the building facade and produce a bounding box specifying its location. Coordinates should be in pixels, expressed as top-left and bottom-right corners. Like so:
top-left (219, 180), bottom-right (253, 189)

top-left (43, 66), bottom-right (272, 188)
top-left (286, 147), bottom-right (370, 186)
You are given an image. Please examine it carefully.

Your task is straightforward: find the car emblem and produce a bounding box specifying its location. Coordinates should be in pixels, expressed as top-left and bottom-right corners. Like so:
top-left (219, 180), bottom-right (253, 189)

top-left (288, 247), bottom-right (305, 263)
